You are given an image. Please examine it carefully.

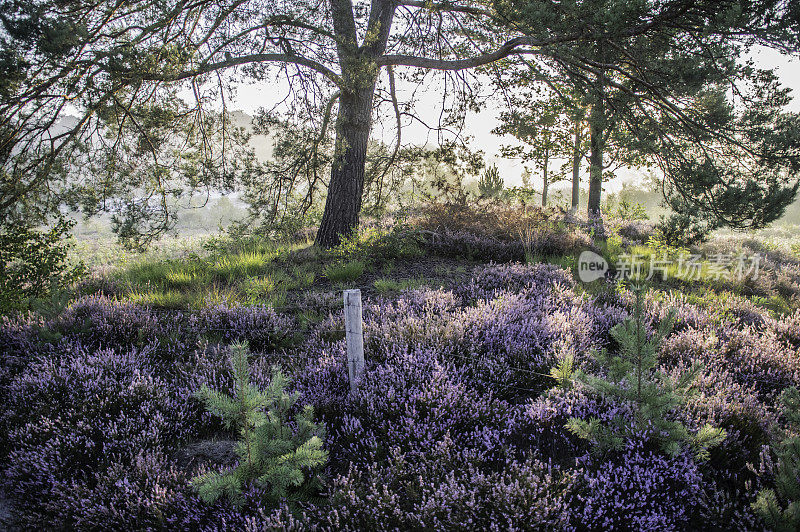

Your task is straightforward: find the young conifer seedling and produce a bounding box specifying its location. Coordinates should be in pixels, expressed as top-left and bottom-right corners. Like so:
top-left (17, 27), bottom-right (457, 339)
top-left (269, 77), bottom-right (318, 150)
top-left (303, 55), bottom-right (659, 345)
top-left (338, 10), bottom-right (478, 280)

top-left (753, 386), bottom-right (800, 531)
top-left (192, 342), bottom-right (327, 508)
top-left (566, 283), bottom-right (725, 460)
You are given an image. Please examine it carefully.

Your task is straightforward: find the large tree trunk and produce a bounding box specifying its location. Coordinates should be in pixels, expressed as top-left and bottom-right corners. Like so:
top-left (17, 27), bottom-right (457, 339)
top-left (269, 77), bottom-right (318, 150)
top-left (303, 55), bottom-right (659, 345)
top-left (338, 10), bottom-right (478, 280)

top-left (315, 84), bottom-right (376, 248)
top-left (571, 116), bottom-right (581, 213)
top-left (316, 0), bottom-right (394, 248)
top-left (587, 99), bottom-right (605, 218)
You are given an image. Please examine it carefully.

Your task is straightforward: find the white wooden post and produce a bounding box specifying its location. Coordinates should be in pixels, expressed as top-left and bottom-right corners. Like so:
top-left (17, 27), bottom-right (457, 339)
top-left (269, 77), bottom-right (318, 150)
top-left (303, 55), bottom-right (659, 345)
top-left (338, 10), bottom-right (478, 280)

top-left (344, 289), bottom-right (365, 394)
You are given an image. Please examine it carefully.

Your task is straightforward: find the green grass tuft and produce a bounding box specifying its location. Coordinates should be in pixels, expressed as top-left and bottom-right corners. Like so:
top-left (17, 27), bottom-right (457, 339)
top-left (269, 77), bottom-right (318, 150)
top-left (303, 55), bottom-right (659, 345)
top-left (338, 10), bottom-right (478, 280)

top-left (324, 260), bottom-right (365, 283)
top-left (372, 277), bottom-right (430, 294)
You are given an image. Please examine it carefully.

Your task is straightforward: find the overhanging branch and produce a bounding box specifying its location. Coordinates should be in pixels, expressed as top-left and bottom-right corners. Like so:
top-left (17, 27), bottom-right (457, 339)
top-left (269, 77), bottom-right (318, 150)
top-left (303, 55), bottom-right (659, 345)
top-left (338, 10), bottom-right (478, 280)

top-left (134, 53), bottom-right (342, 86)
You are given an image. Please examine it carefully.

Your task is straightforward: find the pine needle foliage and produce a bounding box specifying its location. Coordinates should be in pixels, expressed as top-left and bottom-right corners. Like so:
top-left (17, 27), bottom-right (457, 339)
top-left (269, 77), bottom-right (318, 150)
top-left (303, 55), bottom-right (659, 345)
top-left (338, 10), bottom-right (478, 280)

top-left (550, 353), bottom-right (575, 390)
top-left (753, 387), bottom-right (800, 531)
top-left (478, 164), bottom-right (504, 198)
top-left (191, 342), bottom-right (328, 508)
top-left (566, 284), bottom-right (725, 460)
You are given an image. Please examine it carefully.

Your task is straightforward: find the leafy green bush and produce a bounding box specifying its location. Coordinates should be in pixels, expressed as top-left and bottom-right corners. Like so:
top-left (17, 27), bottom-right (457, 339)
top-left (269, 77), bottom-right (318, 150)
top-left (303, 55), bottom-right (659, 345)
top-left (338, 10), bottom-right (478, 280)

top-left (597, 229), bottom-right (624, 265)
top-left (656, 213), bottom-right (716, 247)
top-left (478, 164), bottom-right (504, 198)
top-left (604, 197), bottom-right (649, 221)
top-left (192, 342), bottom-right (328, 508)
top-left (0, 219), bottom-right (84, 312)
top-left (549, 353), bottom-right (575, 391)
top-left (329, 223), bottom-right (422, 265)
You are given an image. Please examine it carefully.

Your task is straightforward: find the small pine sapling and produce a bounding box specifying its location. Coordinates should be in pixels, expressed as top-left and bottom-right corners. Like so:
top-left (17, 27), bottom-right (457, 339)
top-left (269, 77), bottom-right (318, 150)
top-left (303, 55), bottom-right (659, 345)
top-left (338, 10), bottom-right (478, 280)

top-left (478, 164), bottom-right (504, 198)
top-left (753, 387), bottom-right (800, 531)
top-left (566, 283), bottom-right (725, 459)
top-left (550, 352), bottom-right (575, 390)
top-left (192, 342), bottom-right (328, 508)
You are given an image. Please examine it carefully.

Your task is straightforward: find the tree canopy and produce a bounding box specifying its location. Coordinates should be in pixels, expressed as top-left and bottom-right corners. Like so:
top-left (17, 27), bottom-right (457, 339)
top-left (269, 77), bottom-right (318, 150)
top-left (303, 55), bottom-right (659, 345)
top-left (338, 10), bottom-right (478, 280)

top-left (1, 0), bottom-right (799, 246)
top-left (494, 0), bottom-right (800, 229)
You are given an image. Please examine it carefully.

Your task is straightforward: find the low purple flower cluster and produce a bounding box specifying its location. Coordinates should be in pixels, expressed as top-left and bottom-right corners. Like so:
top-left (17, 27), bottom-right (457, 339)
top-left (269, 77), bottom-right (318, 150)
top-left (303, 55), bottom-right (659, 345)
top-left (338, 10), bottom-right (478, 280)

top-left (1, 262), bottom-right (798, 529)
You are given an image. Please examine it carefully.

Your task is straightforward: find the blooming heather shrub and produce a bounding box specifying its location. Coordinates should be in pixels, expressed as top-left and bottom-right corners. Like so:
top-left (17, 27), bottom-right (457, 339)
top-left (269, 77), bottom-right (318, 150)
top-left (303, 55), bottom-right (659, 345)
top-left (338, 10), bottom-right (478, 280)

top-left (573, 440), bottom-right (706, 530)
top-left (314, 458), bottom-right (576, 531)
top-left (699, 237), bottom-right (800, 305)
top-left (421, 227), bottom-right (593, 264)
top-left (196, 304), bottom-right (298, 352)
top-left (715, 325), bottom-right (800, 399)
top-left (1, 346), bottom-right (194, 527)
top-left (361, 269), bottom-right (627, 399)
top-left (682, 366), bottom-right (775, 482)
top-left (40, 448), bottom-right (298, 530)
top-left (697, 483), bottom-right (763, 531)
top-left (772, 310), bottom-right (800, 349)
top-left (461, 262), bottom-right (575, 300)
top-left (291, 341), bottom-right (350, 413)
top-left (414, 202), bottom-right (594, 264)
top-left (0, 312), bottom-right (48, 387)
top-left (608, 218), bottom-right (655, 244)
top-left (42, 296), bottom-right (299, 358)
top-left (513, 387), bottom-right (635, 462)
top-left (424, 230), bottom-right (525, 262)
top-left (55, 295), bottom-right (168, 349)
top-left (1, 260), bottom-right (799, 529)
top-left (331, 345), bottom-right (512, 465)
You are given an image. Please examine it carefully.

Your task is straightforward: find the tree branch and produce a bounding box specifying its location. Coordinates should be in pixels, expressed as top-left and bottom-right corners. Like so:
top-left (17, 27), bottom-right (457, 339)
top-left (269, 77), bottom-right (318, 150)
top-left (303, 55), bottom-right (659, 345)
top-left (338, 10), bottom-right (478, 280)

top-left (398, 0), bottom-right (493, 18)
top-left (378, 37), bottom-right (548, 70)
top-left (134, 53), bottom-right (342, 86)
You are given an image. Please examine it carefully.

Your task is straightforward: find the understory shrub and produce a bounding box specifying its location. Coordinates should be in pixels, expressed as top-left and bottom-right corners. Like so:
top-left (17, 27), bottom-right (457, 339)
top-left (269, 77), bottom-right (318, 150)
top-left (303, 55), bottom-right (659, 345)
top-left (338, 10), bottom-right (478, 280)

top-left (0, 219), bottom-right (85, 313)
top-left (753, 386), bottom-right (800, 530)
top-left (574, 439), bottom-right (706, 530)
top-left (567, 286), bottom-right (726, 460)
top-left (414, 203), bottom-right (592, 262)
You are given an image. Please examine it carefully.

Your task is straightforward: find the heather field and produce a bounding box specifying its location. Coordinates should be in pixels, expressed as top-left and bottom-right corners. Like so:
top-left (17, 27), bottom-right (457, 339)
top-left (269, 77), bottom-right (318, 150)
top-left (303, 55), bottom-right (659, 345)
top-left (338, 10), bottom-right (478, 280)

top-left (2, 208), bottom-right (800, 530)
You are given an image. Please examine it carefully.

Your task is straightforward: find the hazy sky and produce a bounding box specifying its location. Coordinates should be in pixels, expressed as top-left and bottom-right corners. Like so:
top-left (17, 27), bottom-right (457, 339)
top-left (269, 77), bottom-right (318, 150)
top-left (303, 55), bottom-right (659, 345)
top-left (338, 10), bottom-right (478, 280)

top-left (228, 45), bottom-right (800, 195)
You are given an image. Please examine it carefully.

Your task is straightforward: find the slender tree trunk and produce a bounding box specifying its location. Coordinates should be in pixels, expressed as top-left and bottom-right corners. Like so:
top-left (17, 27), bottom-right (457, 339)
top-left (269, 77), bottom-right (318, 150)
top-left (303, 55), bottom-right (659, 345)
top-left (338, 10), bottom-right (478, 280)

top-left (542, 142), bottom-right (549, 207)
top-left (315, 83), bottom-right (376, 248)
top-left (571, 116), bottom-right (582, 213)
top-left (587, 99), bottom-right (605, 218)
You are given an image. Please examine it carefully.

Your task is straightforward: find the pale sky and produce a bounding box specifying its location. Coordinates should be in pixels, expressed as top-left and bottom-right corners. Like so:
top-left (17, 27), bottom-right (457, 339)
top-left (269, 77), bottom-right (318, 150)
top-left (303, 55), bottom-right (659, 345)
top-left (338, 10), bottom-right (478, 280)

top-left (228, 45), bottom-right (800, 195)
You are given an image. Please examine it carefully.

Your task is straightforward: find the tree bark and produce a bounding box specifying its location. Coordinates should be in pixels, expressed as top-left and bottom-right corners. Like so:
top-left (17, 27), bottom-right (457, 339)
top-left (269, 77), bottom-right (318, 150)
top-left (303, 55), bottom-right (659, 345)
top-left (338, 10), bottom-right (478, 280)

top-left (571, 116), bottom-right (582, 213)
top-left (315, 0), bottom-right (394, 248)
top-left (542, 141), bottom-right (549, 207)
top-left (587, 99), bottom-right (605, 218)
top-left (315, 83), bottom-right (377, 247)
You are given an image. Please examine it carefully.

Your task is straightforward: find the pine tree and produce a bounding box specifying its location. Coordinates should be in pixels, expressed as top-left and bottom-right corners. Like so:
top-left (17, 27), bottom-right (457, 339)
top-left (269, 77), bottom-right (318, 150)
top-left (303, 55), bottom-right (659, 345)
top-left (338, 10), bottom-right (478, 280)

top-left (566, 284), bottom-right (725, 459)
top-left (192, 342), bottom-right (328, 508)
top-left (753, 387), bottom-right (800, 531)
top-left (478, 164), bottom-right (504, 199)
